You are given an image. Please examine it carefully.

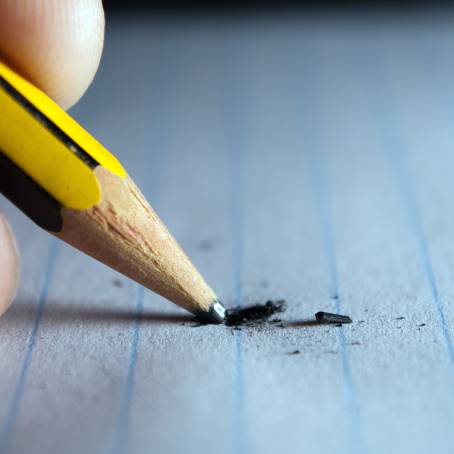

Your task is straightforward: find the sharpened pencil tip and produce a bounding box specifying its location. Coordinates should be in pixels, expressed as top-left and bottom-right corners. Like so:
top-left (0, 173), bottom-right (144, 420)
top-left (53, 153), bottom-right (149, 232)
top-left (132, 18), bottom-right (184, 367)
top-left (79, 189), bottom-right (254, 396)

top-left (195, 300), bottom-right (227, 324)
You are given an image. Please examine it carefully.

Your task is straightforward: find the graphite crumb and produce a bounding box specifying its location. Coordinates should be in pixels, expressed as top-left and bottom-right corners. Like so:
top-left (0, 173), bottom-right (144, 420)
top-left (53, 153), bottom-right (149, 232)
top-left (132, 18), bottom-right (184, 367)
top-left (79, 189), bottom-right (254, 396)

top-left (225, 300), bottom-right (287, 327)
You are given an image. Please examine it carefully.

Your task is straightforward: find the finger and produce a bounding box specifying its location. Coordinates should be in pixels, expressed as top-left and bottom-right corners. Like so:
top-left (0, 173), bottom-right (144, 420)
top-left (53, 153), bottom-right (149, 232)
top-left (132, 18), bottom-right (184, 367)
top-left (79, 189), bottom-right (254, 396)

top-left (0, 213), bottom-right (19, 316)
top-left (0, 0), bottom-right (105, 110)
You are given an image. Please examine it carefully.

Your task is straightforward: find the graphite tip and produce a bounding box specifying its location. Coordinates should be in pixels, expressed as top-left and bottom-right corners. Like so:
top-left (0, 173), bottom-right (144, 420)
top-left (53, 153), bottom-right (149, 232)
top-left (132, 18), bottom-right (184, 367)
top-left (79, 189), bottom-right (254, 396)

top-left (195, 300), bottom-right (227, 324)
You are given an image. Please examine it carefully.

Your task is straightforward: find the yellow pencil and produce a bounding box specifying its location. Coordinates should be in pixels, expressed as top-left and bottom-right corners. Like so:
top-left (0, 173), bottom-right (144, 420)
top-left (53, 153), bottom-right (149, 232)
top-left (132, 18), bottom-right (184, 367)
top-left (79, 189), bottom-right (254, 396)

top-left (0, 61), bottom-right (226, 323)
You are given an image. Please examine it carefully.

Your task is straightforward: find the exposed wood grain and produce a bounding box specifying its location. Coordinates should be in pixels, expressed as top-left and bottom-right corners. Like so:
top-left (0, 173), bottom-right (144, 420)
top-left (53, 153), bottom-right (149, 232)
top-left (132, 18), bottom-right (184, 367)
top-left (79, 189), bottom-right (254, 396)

top-left (57, 167), bottom-right (218, 315)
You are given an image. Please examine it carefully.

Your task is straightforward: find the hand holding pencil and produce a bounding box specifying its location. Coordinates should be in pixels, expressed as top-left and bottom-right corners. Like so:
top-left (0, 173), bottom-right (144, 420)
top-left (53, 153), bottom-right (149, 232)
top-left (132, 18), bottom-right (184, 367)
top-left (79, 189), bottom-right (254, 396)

top-left (0, 0), bottom-right (105, 315)
top-left (0, 0), bottom-right (226, 322)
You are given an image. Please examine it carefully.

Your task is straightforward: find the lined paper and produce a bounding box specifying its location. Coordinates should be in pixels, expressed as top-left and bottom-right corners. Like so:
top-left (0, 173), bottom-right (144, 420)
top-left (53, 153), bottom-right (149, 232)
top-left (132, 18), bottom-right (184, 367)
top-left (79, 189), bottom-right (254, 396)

top-left (1, 12), bottom-right (454, 454)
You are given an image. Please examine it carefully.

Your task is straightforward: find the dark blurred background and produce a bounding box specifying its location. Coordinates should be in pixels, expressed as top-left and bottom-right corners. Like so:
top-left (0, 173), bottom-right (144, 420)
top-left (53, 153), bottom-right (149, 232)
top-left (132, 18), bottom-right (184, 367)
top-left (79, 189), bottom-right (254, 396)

top-left (103, 0), bottom-right (453, 13)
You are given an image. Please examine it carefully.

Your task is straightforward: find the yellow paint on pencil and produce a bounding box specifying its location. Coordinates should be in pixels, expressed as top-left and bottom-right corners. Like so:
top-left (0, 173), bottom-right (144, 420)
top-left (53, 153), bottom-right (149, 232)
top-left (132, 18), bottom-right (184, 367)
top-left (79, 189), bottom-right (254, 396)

top-left (0, 61), bottom-right (126, 210)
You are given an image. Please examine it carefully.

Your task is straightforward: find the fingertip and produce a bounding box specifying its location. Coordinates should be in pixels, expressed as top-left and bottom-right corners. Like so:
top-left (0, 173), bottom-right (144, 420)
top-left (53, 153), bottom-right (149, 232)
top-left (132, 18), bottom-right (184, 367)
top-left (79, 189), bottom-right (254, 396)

top-left (0, 0), bottom-right (105, 110)
top-left (0, 213), bottom-right (19, 316)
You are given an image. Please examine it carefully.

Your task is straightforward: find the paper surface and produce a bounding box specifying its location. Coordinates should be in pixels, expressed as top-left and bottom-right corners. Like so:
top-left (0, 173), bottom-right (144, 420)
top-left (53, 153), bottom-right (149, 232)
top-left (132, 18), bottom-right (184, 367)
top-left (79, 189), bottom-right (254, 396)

top-left (1, 12), bottom-right (454, 454)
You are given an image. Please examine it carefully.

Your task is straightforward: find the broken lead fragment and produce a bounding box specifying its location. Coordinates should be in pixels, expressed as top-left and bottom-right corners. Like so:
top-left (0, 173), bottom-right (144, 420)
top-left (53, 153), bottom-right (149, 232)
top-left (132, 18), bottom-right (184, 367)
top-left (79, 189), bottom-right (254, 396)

top-left (315, 311), bottom-right (352, 324)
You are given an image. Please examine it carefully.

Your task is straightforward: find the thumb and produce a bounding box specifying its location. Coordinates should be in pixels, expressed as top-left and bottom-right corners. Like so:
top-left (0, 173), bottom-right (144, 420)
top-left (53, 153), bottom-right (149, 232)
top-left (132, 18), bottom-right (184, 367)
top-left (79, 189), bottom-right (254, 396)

top-left (0, 0), bottom-right (105, 110)
top-left (0, 214), bottom-right (19, 316)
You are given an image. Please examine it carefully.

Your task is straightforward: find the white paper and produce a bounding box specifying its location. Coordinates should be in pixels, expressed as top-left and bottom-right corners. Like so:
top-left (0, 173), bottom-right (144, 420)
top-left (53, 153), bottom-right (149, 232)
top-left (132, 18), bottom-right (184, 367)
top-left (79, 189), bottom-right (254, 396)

top-left (1, 13), bottom-right (454, 454)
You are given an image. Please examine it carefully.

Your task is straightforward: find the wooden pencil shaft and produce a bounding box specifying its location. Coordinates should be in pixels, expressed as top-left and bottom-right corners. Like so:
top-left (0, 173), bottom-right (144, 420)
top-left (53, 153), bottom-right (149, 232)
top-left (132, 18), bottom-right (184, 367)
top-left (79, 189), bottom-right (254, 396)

top-left (0, 60), bottom-right (224, 321)
top-left (56, 166), bottom-right (218, 315)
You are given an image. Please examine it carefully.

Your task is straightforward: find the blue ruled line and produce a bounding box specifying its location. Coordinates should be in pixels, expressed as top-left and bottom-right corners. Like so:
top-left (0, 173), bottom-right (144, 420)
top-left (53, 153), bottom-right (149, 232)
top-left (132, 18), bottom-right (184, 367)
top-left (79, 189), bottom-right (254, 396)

top-left (298, 48), bottom-right (366, 454)
top-left (229, 142), bottom-right (247, 454)
top-left (223, 41), bottom-right (248, 454)
top-left (108, 46), bottom-right (172, 454)
top-left (0, 238), bottom-right (59, 452)
top-left (306, 146), bottom-right (367, 454)
top-left (110, 285), bottom-right (144, 454)
top-left (396, 153), bottom-right (454, 365)
top-left (358, 46), bottom-right (454, 367)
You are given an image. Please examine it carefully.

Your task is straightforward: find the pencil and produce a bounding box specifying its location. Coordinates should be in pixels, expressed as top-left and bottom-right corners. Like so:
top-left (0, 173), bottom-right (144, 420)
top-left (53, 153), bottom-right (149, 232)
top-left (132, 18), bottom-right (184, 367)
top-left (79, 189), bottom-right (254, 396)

top-left (0, 60), bottom-right (226, 323)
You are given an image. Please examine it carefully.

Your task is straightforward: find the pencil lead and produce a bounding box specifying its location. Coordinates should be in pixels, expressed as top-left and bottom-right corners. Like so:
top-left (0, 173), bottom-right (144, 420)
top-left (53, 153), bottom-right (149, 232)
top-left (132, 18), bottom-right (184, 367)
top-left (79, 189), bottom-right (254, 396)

top-left (315, 311), bottom-right (352, 324)
top-left (195, 300), bottom-right (227, 324)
